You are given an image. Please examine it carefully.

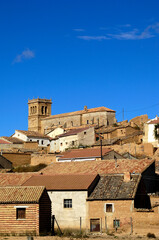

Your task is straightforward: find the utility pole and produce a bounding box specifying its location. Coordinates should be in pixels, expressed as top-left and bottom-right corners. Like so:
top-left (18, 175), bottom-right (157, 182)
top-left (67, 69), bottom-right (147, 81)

top-left (122, 108), bottom-right (124, 121)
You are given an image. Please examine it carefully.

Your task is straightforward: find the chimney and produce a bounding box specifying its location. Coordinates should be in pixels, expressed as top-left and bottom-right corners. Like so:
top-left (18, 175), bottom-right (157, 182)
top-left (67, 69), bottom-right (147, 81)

top-left (84, 106), bottom-right (88, 111)
top-left (124, 172), bottom-right (131, 182)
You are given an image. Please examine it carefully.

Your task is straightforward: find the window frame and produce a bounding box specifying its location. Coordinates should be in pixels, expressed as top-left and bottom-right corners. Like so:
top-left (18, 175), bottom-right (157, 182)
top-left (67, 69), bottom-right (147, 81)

top-left (105, 203), bottom-right (114, 213)
top-left (14, 207), bottom-right (27, 220)
top-left (63, 199), bottom-right (72, 208)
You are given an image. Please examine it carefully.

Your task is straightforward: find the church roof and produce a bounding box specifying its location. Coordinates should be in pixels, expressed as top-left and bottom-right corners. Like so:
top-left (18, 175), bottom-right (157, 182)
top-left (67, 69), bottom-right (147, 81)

top-left (42, 106), bottom-right (115, 120)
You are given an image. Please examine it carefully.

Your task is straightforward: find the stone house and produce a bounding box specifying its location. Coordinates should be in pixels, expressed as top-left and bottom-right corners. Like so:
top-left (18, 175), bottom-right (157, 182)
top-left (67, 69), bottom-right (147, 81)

top-left (28, 98), bottom-right (116, 133)
top-left (23, 174), bottom-right (99, 230)
top-left (12, 130), bottom-right (51, 148)
top-left (96, 125), bottom-right (141, 140)
top-left (143, 116), bottom-right (159, 148)
top-left (0, 186), bottom-right (51, 235)
top-left (57, 147), bottom-right (123, 162)
top-left (87, 173), bottom-right (150, 233)
top-left (50, 127), bottom-right (95, 152)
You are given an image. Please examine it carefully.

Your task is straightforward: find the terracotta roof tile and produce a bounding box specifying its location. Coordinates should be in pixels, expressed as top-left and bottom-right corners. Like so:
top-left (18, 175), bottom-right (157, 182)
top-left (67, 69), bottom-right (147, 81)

top-left (59, 147), bottom-right (112, 159)
top-left (42, 159), bottom-right (154, 175)
top-left (23, 174), bottom-right (98, 190)
top-left (43, 106), bottom-right (115, 120)
top-left (149, 119), bottom-right (159, 124)
top-left (16, 130), bottom-right (50, 139)
top-left (57, 127), bottom-right (91, 138)
top-left (2, 137), bottom-right (24, 144)
top-left (0, 186), bottom-right (45, 203)
top-left (0, 173), bottom-right (40, 186)
top-left (0, 139), bottom-right (10, 144)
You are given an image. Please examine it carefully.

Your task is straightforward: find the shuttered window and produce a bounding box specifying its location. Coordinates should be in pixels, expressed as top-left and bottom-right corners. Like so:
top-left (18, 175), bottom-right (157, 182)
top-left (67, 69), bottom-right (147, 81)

top-left (16, 208), bottom-right (26, 219)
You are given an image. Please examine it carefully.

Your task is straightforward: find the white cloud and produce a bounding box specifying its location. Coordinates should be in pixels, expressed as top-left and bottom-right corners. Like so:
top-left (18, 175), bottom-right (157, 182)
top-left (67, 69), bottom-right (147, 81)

top-left (73, 28), bottom-right (85, 32)
top-left (77, 35), bottom-right (109, 41)
top-left (13, 49), bottom-right (35, 64)
top-left (77, 22), bottom-right (159, 41)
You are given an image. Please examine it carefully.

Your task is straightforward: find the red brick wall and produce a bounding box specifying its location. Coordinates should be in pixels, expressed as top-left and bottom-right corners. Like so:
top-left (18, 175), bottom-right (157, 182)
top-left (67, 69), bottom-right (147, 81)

top-left (0, 203), bottom-right (39, 235)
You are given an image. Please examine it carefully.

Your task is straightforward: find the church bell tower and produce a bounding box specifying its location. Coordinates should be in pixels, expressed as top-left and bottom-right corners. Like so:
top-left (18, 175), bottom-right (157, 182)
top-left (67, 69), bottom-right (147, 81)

top-left (28, 98), bottom-right (52, 133)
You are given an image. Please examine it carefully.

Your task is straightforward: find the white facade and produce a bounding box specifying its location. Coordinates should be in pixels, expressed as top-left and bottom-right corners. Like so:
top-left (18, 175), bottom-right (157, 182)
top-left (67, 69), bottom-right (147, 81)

top-left (48, 191), bottom-right (88, 229)
top-left (50, 135), bottom-right (78, 152)
top-left (50, 127), bottom-right (95, 153)
top-left (47, 127), bottom-right (64, 139)
top-left (143, 117), bottom-right (159, 147)
top-left (13, 130), bottom-right (50, 147)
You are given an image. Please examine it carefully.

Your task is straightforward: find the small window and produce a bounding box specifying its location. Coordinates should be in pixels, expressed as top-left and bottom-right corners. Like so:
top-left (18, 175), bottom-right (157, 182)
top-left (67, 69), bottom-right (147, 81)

top-left (60, 142), bottom-right (63, 146)
top-left (41, 140), bottom-right (44, 145)
top-left (30, 139), bottom-right (32, 142)
top-left (113, 219), bottom-right (120, 228)
top-left (84, 131), bottom-right (86, 135)
top-left (65, 142), bottom-right (68, 145)
top-left (96, 137), bottom-right (99, 141)
top-left (105, 203), bottom-right (114, 212)
top-left (16, 208), bottom-right (26, 219)
top-left (72, 141), bottom-right (74, 146)
top-left (71, 121), bottom-right (73, 126)
top-left (37, 140), bottom-right (39, 144)
top-left (64, 199), bottom-right (72, 208)
top-left (87, 120), bottom-right (89, 124)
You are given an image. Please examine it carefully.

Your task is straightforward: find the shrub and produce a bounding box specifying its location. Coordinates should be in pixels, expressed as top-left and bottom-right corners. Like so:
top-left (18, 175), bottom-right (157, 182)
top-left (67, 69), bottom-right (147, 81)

top-left (147, 233), bottom-right (156, 238)
top-left (12, 163), bottom-right (47, 172)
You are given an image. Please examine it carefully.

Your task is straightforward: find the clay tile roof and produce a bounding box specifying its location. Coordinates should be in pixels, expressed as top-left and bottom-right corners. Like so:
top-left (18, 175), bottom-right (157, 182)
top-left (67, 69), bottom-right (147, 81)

top-left (88, 174), bottom-right (141, 200)
top-left (0, 139), bottom-right (10, 144)
top-left (149, 118), bottom-right (159, 124)
top-left (16, 130), bottom-right (50, 139)
top-left (42, 159), bottom-right (154, 175)
top-left (23, 174), bottom-right (98, 190)
top-left (0, 173), bottom-right (40, 186)
top-left (0, 186), bottom-right (45, 204)
top-left (57, 127), bottom-right (91, 138)
top-left (59, 147), bottom-right (112, 159)
top-left (43, 106), bottom-right (115, 120)
top-left (2, 137), bottom-right (24, 144)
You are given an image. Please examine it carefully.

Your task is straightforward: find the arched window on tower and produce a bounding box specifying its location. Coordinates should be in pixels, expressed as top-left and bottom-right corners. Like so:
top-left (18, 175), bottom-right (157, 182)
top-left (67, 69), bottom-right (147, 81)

top-left (41, 106), bottom-right (44, 115)
top-left (45, 106), bottom-right (47, 115)
top-left (35, 106), bottom-right (37, 113)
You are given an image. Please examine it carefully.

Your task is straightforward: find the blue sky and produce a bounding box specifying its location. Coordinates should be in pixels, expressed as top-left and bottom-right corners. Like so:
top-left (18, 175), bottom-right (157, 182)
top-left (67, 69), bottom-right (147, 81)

top-left (0, 0), bottom-right (159, 136)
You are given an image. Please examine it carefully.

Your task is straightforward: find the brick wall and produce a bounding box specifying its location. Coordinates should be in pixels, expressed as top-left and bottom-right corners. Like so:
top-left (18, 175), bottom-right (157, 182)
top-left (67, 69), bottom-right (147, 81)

top-left (0, 203), bottom-right (39, 235)
top-left (87, 199), bottom-right (159, 235)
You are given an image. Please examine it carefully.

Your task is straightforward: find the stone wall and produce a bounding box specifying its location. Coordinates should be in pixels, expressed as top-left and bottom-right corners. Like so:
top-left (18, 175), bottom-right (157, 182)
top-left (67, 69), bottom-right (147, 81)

top-left (3, 153), bottom-right (31, 167)
top-left (31, 153), bottom-right (56, 165)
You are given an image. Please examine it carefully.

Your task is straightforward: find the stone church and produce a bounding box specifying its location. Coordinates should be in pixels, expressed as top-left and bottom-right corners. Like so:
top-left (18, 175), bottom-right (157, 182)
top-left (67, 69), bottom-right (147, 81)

top-left (28, 98), bottom-right (116, 134)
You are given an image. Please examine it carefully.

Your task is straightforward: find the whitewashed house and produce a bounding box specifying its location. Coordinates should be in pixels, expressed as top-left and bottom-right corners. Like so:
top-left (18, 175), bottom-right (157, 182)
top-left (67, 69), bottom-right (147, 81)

top-left (12, 130), bottom-right (51, 147)
top-left (50, 127), bottom-right (95, 152)
top-left (22, 174), bottom-right (99, 230)
top-left (143, 116), bottom-right (159, 147)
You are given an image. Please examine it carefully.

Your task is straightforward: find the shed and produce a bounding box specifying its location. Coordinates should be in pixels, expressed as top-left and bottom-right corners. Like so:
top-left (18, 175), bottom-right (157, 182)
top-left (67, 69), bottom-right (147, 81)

top-left (0, 186), bottom-right (51, 235)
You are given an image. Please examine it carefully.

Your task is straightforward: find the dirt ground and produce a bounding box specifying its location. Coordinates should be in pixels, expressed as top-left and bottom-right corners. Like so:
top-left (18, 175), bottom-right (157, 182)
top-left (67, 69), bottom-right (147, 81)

top-left (0, 234), bottom-right (159, 240)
